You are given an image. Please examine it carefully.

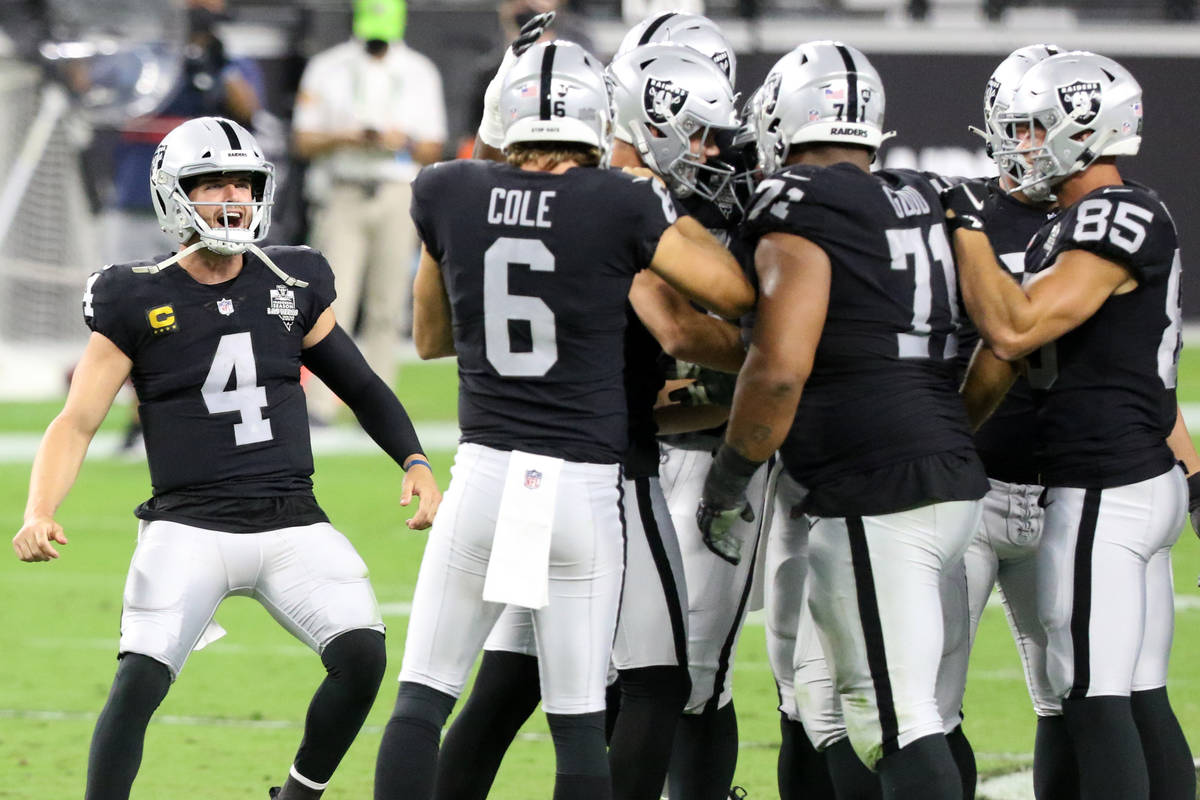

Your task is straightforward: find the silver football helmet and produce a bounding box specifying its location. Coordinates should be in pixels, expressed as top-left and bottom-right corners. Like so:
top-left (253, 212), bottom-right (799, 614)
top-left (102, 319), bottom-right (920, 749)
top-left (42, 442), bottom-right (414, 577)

top-left (753, 41), bottom-right (889, 177)
top-left (607, 43), bottom-right (739, 200)
top-left (615, 11), bottom-right (737, 87)
top-left (994, 51), bottom-right (1143, 203)
top-left (975, 44), bottom-right (1062, 159)
top-left (499, 40), bottom-right (613, 159)
top-left (150, 116), bottom-right (274, 256)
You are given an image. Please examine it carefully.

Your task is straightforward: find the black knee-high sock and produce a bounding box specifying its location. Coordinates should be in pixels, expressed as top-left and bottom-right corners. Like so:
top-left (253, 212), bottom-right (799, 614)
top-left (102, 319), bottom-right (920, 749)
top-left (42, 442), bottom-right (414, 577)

top-left (778, 715), bottom-right (836, 800)
top-left (374, 682), bottom-right (456, 800)
top-left (876, 733), bottom-right (962, 800)
top-left (945, 725), bottom-right (977, 800)
top-left (1062, 695), bottom-right (1148, 800)
top-left (434, 651), bottom-right (541, 800)
top-left (289, 629), bottom-right (386, 788)
top-left (608, 666), bottom-right (690, 800)
top-left (1033, 714), bottom-right (1079, 800)
top-left (824, 737), bottom-right (882, 800)
top-left (1131, 688), bottom-right (1195, 800)
top-left (547, 711), bottom-right (611, 800)
top-left (668, 700), bottom-right (739, 800)
top-left (85, 654), bottom-right (171, 800)
top-left (605, 677), bottom-right (623, 742)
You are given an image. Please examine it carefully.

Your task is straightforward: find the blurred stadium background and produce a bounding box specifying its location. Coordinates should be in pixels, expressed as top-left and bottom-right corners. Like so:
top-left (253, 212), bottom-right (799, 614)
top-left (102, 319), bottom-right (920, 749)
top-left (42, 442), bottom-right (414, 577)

top-left (0, 1), bottom-right (1197, 798)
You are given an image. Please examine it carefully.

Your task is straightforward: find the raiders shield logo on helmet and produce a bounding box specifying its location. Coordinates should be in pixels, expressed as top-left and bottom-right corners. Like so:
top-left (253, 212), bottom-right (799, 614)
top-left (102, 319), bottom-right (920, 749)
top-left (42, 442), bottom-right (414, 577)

top-left (711, 50), bottom-right (732, 80)
top-left (761, 71), bottom-right (783, 117)
top-left (1057, 81), bottom-right (1102, 125)
top-left (984, 77), bottom-right (1001, 111)
top-left (644, 77), bottom-right (688, 125)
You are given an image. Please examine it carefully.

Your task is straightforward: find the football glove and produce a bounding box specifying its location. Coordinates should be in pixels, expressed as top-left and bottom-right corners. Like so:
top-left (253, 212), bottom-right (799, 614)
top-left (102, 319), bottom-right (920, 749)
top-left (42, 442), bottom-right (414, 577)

top-left (940, 181), bottom-right (989, 234)
top-left (478, 11), bottom-right (557, 148)
top-left (668, 367), bottom-right (737, 407)
top-left (1187, 471), bottom-right (1200, 541)
top-left (696, 445), bottom-right (762, 565)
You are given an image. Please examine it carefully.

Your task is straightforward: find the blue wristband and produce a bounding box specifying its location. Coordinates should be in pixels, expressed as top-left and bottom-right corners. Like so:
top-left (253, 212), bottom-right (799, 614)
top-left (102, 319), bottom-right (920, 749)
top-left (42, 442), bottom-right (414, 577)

top-left (406, 458), bottom-right (432, 472)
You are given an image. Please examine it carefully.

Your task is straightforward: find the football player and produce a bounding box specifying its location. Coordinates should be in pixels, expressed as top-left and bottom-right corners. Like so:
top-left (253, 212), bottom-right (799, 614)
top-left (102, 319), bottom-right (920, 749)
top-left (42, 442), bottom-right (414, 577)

top-left (11, 116), bottom-right (441, 800)
top-left (949, 51), bottom-right (1196, 800)
top-left (371, 40), bottom-right (754, 800)
top-left (431, 40), bottom-right (747, 800)
top-left (699, 41), bottom-right (991, 799)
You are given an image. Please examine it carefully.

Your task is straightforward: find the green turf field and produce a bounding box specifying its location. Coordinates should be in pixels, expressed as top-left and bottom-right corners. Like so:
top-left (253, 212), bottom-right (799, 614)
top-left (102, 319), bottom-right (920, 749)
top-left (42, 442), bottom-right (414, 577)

top-left (1, 358), bottom-right (1197, 799)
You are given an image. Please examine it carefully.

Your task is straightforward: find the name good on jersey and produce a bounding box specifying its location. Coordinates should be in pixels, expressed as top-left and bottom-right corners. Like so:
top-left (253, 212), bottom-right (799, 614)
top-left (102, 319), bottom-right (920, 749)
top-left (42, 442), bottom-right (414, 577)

top-left (83, 247), bottom-right (337, 528)
top-left (742, 163), bottom-right (988, 516)
top-left (1023, 182), bottom-right (1181, 488)
top-left (954, 180), bottom-right (1055, 485)
top-left (410, 160), bottom-right (677, 464)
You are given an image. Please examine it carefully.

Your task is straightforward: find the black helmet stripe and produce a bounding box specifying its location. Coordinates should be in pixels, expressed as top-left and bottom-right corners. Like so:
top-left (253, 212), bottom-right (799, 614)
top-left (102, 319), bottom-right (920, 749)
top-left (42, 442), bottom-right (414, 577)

top-left (216, 118), bottom-right (242, 150)
top-left (540, 43), bottom-right (557, 120)
top-left (639, 12), bottom-right (676, 45)
top-left (834, 44), bottom-right (859, 122)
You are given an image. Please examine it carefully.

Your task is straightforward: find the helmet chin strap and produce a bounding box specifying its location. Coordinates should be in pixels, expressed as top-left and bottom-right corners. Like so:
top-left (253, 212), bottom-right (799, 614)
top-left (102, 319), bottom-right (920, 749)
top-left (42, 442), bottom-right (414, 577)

top-left (131, 240), bottom-right (308, 288)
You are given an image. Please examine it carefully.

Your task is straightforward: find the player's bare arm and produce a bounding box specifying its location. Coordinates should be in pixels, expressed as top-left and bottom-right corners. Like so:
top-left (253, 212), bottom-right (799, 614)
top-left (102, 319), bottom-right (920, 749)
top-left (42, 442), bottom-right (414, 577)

top-left (724, 232), bottom-right (829, 463)
top-left (629, 270), bottom-right (745, 372)
top-left (650, 217), bottom-right (754, 320)
top-left (1165, 404), bottom-right (1200, 539)
top-left (301, 306), bottom-right (443, 528)
top-left (412, 246), bottom-right (455, 359)
top-left (14, 332), bottom-right (131, 562)
top-left (960, 341), bottom-right (1019, 431)
top-left (954, 228), bottom-right (1135, 360)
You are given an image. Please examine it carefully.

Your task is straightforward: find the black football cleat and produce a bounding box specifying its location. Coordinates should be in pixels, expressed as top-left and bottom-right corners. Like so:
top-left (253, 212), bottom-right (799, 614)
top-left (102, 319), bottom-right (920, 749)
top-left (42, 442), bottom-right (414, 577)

top-left (728, 788), bottom-right (748, 800)
top-left (268, 788), bottom-right (281, 799)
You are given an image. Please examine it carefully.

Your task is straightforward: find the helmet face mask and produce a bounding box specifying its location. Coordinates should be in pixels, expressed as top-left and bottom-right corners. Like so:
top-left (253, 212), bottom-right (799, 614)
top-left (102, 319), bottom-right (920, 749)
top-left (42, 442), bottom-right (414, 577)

top-left (499, 41), bottom-right (614, 164)
top-left (979, 43), bottom-right (1062, 163)
top-left (753, 41), bottom-right (888, 177)
top-left (608, 44), bottom-right (740, 201)
top-left (994, 51), bottom-right (1143, 203)
top-left (151, 117), bottom-right (274, 256)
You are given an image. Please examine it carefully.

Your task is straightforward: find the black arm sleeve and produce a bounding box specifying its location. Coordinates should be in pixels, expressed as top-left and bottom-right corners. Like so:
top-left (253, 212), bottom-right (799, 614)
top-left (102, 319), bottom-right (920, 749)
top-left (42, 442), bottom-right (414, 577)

top-left (301, 324), bottom-right (425, 467)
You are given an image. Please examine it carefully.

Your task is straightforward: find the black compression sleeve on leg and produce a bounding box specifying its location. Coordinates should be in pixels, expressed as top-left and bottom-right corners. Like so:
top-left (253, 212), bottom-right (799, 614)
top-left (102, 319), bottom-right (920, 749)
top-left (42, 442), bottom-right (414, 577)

top-left (945, 724), bottom-right (977, 800)
top-left (778, 714), bottom-right (836, 800)
top-left (291, 629), bottom-right (386, 786)
top-left (668, 700), bottom-right (740, 800)
top-left (374, 681), bottom-right (457, 800)
top-left (824, 737), bottom-right (882, 800)
top-left (1033, 714), bottom-right (1079, 800)
top-left (1131, 687), bottom-right (1196, 800)
top-left (434, 651), bottom-right (542, 800)
top-left (546, 711), bottom-right (611, 800)
top-left (608, 666), bottom-right (690, 800)
top-left (301, 325), bottom-right (424, 465)
top-left (1062, 695), bottom-right (1148, 800)
top-left (85, 654), bottom-right (171, 800)
top-left (876, 733), bottom-right (961, 800)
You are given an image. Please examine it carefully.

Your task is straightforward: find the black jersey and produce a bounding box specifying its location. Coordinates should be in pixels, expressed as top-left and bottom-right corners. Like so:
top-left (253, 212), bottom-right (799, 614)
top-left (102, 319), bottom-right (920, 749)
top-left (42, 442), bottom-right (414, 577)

top-left (955, 180), bottom-right (1055, 484)
top-left (624, 306), bottom-right (666, 479)
top-left (742, 163), bottom-right (988, 517)
top-left (1024, 182), bottom-right (1181, 488)
top-left (83, 246), bottom-right (336, 529)
top-left (411, 160), bottom-right (676, 464)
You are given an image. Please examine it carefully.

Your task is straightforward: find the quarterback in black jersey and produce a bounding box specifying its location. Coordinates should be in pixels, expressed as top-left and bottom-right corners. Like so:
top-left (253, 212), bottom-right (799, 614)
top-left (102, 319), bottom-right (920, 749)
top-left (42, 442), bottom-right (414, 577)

top-left (951, 52), bottom-right (1196, 800)
top-left (12, 118), bottom-right (440, 800)
top-left (373, 41), bottom-right (753, 800)
top-left (700, 42), bottom-right (989, 800)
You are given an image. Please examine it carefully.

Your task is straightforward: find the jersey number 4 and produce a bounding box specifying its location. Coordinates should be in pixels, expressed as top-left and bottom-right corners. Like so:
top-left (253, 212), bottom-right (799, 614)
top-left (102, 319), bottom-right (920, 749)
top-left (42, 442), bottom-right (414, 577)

top-left (202, 332), bottom-right (273, 445)
top-left (484, 237), bottom-right (558, 377)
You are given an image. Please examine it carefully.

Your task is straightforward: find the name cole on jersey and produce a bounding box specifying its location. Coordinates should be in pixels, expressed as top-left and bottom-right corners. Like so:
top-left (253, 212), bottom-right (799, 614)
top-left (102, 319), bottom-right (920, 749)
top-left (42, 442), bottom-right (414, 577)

top-left (82, 246), bottom-right (335, 499)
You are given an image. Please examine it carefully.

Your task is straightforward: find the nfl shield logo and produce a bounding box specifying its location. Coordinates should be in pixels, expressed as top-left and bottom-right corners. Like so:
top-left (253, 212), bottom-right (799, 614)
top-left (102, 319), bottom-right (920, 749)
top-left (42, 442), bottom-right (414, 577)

top-left (524, 469), bottom-right (542, 490)
top-left (217, 298), bottom-right (234, 316)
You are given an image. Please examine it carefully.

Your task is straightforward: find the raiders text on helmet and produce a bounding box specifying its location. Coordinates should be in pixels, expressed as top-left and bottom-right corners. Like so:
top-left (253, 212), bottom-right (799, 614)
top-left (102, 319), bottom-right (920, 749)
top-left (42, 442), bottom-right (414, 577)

top-left (151, 117), bottom-right (274, 256)
top-left (499, 41), bottom-right (614, 160)
top-left (994, 51), bottom-right (1143, 203)
top-left (607, 43), bottom-right (739, 201)
top-left (752, 41), bottom-right (889, 177)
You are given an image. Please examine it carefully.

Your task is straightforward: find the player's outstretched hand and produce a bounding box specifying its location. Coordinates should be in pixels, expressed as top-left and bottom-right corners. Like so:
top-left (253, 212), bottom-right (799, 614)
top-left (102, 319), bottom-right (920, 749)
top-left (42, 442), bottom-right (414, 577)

top-left (1186, 471), bottom-right (1200, 541)
top-left (13, 515), bottom-right (68, 562)
top-left (512, 11), bottom-right (556, 56)
top-left (668, 367), bottom-right (737, 408)
top-left (696, 499), bottom-right (753, 565)
top-left (940, 181), bottom-right (989, 234)
top-left (401, 461), bottom-right (442, 530)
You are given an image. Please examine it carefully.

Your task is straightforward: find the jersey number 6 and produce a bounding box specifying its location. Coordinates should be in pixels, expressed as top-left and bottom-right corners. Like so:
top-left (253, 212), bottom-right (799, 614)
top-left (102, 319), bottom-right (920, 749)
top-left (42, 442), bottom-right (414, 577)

top-left (484, 237), bottom-right (559, 377)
